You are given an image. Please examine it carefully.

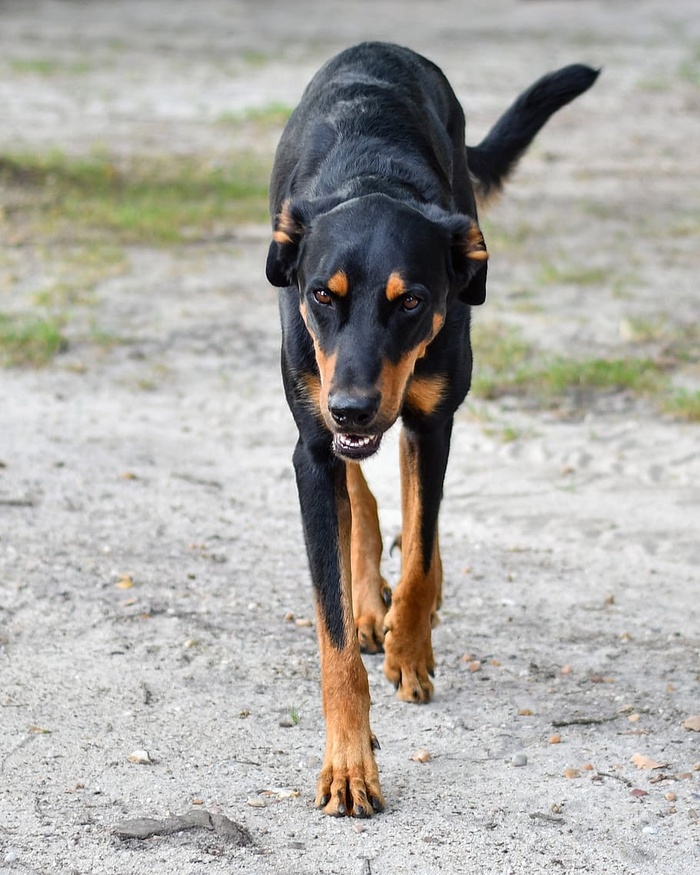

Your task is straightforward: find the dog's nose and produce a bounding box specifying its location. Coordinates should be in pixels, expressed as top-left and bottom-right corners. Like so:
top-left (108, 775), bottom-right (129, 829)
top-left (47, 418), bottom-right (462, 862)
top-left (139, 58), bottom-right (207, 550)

top-left (328, 391), bottom-right (380, 429)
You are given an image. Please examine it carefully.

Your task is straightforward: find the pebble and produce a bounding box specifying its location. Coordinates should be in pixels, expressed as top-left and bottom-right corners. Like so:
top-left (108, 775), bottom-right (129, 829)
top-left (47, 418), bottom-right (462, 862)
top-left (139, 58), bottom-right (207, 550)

top-left (127, 749), bottom-right (152, 764)
top-left (642, 826), bottom-right (657, 835)
top-left (512, 753), bottom-right (528, 767)
top-left (4, 850), bottom-right (18, 864)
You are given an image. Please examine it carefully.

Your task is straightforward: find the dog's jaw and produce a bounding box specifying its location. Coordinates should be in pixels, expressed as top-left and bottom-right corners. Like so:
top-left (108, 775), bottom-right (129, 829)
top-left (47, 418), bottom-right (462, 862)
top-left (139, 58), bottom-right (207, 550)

top-left (332, 432), bottom-right (383, 461)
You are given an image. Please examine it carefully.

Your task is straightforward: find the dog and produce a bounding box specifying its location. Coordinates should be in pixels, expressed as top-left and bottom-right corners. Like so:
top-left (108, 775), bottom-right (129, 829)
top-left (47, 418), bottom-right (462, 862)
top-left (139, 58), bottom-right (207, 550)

top-left (266, 42), bottom-right (598, 817)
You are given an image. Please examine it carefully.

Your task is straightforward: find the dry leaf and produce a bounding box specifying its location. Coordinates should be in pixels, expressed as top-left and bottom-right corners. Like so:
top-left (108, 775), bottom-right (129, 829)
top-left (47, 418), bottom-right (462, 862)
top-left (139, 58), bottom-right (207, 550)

top-left (631, 753), bottom-right (666, 770)
top-left (682, 715), bottom-right (700, 732)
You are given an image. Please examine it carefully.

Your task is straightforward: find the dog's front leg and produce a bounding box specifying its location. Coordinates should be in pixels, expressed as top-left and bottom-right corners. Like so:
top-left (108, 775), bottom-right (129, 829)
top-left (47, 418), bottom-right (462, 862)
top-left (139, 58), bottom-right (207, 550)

top-left (383, 419), bottom-right (451, 703)
top-left (292, 439), bottom-right (385, 817)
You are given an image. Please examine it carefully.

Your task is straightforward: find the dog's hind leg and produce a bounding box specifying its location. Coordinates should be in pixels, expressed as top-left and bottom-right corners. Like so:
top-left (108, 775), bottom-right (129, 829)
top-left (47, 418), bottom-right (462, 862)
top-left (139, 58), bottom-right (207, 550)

top-left (347, 462), bottom-right (392, 654)
top-left (383, 420), bottom-right (451, 703)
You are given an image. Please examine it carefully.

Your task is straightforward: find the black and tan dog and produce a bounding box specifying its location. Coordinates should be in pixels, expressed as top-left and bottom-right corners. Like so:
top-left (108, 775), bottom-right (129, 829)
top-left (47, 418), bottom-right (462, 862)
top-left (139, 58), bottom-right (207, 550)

top-left (266, 42), bottom-right (597, 817)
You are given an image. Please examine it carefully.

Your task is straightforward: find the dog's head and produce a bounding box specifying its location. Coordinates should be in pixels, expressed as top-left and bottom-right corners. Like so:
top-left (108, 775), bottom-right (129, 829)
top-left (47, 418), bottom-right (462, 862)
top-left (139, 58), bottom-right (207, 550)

top-left (266, 194), bottom-right (487, 460)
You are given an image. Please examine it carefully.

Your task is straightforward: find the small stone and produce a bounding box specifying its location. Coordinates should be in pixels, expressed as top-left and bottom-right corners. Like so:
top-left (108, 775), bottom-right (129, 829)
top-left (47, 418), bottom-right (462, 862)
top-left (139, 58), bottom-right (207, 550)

top-left (247, 797), bottom-right (267, 808)
top-left (279, 717), bottom-right (294, 728)
top-left (563, 767), bottom-right (581, 779)
top-left (665, 792), bottom-right (677, 802)
top-left (642, 826), bottom-right (657, 835)
top-left (512, 753), bottom-right (528, 767)
top-left (4, 850), bottom-right (18, 864)
top-left (548, 735), bottom-right (561, 745)
top-left (127, 750), bottom-right (152, 765)
top-left (411, 749), bottom-right (431, 763)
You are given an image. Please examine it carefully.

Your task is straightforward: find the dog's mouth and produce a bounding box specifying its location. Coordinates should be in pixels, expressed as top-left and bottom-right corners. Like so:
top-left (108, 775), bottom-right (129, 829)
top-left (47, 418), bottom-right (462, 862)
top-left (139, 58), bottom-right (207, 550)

top-left (332, 432), bottom-right (383, 461)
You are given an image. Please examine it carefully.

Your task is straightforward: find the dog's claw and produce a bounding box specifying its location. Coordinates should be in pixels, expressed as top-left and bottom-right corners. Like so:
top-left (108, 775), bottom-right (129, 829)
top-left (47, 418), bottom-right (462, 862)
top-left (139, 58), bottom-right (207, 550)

top-left (370, 795), bottom-right (384, 812)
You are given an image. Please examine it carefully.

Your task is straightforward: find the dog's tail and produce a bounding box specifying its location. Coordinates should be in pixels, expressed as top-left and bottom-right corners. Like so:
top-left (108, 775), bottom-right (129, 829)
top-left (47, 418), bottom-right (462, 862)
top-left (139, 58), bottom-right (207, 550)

top-left (467, 64), bottom-right (600, 206)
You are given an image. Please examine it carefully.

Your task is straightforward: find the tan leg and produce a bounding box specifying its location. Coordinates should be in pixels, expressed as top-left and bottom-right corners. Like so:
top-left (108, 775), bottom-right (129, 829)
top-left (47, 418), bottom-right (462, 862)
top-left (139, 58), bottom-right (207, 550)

top-left (313, 476), bottom-right (385, 817)
top-left (383, 427), bottom-right (443, 703)
top-left (346, 462), bottom-right (392, 653)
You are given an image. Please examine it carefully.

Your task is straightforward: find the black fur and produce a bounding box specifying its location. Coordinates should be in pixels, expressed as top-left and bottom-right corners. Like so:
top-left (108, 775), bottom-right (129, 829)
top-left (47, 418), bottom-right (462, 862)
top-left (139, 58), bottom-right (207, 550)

top-left (267, 41), bottom-right (598, 650)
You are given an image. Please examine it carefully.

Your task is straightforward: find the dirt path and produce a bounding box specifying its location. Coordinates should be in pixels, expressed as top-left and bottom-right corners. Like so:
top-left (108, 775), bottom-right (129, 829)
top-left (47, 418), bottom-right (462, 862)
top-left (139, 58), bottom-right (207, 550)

top-left (1, 2), bottom-right (699, 873)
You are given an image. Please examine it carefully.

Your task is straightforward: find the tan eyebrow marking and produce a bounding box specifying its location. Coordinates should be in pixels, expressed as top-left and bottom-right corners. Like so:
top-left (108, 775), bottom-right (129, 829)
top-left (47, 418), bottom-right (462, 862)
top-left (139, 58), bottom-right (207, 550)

top-left (385, 271), bottom-right (406, 301)
top-left (465, 223), bottom-right (489, 261)
top-left (327, 270), bottom-right (349, 297)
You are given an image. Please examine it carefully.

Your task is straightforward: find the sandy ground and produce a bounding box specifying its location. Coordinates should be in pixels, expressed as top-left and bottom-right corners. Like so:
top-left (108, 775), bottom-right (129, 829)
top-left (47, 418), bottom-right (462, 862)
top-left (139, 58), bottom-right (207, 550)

top-left (1, 1), bottom-right (699, 873)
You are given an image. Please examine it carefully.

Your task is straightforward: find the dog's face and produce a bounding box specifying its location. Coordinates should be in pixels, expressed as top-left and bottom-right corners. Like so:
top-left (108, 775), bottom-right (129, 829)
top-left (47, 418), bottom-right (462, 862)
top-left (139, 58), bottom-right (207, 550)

top-left (267, 194), bottom-right (487, 460)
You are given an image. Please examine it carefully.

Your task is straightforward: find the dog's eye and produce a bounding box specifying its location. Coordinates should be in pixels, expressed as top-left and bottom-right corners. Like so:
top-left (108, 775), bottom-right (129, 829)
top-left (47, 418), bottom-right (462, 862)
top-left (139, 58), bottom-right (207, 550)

top-left (313, 288), bottom-right (332, 306)
top-left (400, 294), bottom-right (421, 312)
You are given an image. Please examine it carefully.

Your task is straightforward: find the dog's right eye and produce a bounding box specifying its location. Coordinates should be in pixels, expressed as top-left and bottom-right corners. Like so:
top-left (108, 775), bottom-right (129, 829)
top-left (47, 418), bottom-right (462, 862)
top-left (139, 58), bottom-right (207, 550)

top-left (313, 288), bottom-right (332, 306)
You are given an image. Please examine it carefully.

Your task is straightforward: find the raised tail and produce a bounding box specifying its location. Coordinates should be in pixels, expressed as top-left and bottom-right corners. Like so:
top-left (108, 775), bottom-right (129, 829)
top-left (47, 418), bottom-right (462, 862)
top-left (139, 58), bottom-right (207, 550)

top-left (467, 64), bottom-right (600, 205)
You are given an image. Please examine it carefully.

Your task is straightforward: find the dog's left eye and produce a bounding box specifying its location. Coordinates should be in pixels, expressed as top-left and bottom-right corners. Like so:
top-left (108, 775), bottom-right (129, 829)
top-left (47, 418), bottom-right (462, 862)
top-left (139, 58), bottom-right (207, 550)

top-left (313, 288), bottom-right (332, 306)
top-left (400, 294), bottom-right (421, 312)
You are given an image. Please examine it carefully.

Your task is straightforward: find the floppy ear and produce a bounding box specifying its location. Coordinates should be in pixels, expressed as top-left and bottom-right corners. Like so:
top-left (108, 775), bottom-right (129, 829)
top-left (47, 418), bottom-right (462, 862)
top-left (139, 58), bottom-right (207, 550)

top-left (265, 199), bottom-right (307, 288)
top-left (266, 195), bottom-right (344, 288)
top-left (445, 215), bottom-right (489, 305)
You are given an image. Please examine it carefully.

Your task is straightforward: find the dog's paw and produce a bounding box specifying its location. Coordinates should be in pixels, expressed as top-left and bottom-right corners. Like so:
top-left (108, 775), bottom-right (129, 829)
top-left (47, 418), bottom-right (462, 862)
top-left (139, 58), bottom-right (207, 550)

top-left (354, 578), bottom-right (392, 654)
top-left (314, 737), bottom-right (385, 818)
top-left (383, 605), bottom-right (435, 703)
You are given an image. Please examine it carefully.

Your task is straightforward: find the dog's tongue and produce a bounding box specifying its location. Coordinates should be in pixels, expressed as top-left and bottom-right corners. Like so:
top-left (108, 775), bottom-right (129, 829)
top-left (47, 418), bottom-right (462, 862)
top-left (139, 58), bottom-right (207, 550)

top-left (333, 433), bottom-right (382, 461)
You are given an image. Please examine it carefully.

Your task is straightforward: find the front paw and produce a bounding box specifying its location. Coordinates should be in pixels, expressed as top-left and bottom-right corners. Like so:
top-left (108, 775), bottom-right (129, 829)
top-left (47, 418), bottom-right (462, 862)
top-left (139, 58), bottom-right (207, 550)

top-left (314, 734), bottom-right (385, 817)
top-left (383, 606), bottom-right (435, 703)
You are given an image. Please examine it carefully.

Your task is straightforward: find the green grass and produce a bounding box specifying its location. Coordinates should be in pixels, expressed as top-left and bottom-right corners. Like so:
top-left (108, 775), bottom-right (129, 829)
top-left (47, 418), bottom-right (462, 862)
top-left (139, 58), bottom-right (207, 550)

top-left (0, 150), bottom-right (271, 245)
top-left (0, 313), bottom-right (67, 366)
top-left (538, 259), bottom-right (608, 287)
top-left (217, 102), bottom-right (293, 129)
top-left (534, 357), bottom-right (663, 396)
top-left (471, 321), bottom-right (680, 414)
top-left (664, 390), bottom-right (700, 423)
top-left (10, 58), bottom-right (90, 76)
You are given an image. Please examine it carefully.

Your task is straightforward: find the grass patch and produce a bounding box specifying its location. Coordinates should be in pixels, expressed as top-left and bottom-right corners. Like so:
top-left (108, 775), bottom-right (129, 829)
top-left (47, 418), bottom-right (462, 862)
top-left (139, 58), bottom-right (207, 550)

top-left (10, 58), bottom-right (90, 76)
top-left (664, 390), bottom-right (700, 423)
top-left (470, 322), bottom-right (535, 399)
top-left (538, 259), bottom-right (608, 287)
top-left (471, 321), bottom-right (672, 410)
top-left (0, 150), bottom-right (271, 245)
top-left (0, 313), bottom-right (67, 366)
top-left (217, 102), bottom-right (293, 130)
top-left (533, 357), bottom-right (663, 396)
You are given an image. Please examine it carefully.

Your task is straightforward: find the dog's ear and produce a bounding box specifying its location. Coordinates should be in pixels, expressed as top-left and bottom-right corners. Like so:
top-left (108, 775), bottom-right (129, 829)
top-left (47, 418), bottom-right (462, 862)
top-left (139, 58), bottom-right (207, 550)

top-left (445, 215), bottom-right (489, 305)
top-left (266, 195), bottom-right (343, 288)
top-left (266, 199), bottom-right (308, 288)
